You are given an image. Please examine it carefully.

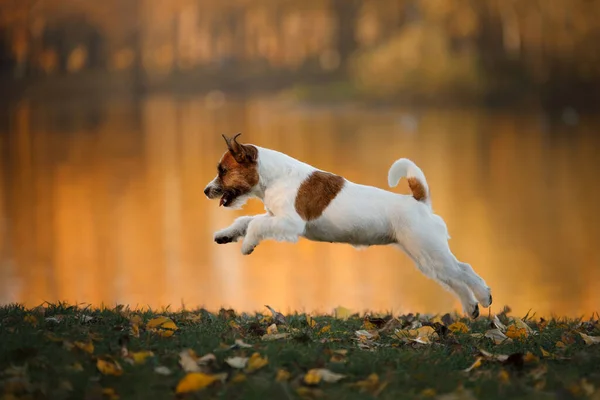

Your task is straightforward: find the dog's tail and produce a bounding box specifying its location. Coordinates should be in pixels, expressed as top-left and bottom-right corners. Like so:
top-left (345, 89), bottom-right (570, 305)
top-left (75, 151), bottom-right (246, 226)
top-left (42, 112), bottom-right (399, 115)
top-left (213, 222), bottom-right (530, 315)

top-left (387, 158), bottom-right (431, 207)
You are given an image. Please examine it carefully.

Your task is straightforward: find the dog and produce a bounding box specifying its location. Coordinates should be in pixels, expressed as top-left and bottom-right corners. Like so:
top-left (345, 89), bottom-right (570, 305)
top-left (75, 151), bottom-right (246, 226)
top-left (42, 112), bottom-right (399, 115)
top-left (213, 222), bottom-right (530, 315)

top-left (204, 133), bottom-right (492, 318)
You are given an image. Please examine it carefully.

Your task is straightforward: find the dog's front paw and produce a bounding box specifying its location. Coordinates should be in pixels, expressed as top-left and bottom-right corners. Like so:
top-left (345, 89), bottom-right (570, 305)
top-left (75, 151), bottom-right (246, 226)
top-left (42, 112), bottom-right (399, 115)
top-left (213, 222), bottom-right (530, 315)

top-left (241, 242), bottom-right (257, 255)
top-left (214, 235), bottom-right (234, 244)
top-left (470, 303), bottom-right (480, 319)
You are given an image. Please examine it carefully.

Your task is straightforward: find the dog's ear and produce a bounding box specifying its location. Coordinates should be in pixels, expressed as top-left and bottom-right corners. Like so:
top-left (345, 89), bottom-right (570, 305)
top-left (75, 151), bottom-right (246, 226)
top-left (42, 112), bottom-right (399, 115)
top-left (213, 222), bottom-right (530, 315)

top-left (221, 133), bottom-right (256, 164)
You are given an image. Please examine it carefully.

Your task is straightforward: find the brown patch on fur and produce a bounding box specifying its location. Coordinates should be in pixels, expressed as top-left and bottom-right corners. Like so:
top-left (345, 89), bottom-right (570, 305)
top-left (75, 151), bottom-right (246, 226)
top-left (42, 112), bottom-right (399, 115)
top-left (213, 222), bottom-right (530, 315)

top-left (295, 171), bottom-right (345, 221)
top-left (407, 177), bottom-right (427, 202)
top-left (217, 147), bottom-right (259, 203)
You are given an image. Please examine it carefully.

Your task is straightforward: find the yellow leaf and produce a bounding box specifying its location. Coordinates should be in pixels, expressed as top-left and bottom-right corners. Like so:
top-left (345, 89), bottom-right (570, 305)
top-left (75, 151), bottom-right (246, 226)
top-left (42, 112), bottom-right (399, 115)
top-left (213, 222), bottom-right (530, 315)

top-left (102, 388), bottom-right (119, 400)
top-left (276, 369), bottom-right (291, 382)
top-left (24, 314), bottom-right (38, 326)
top-left (97, 359), bottom-right (123, 376)
top-left (44, 332), bottom-right (63, 342)
top-left (130, 351), bottom-right (154, 365)
top-left (524, 352), bottom-right (539, 363)
top-left (319, 325), bottom-right (331, 335)
top-left (306, 315), bottom-right (317, 328)
top-left (175, 372), bottom-right (225, 394)
top-left (556, 341), bottom-right (566, 348)
top-left (231, 373), bottom-right (246, 383)
top-left (304, 369), bottom-right (345, 384)
top-left (505, 325), bottom-right (528, 340)
top-left (350, 373), bottom-right (388, 396)
top-left (261, 332), bottom-right (290, 341)
top-left (333, 306), bottom-right (352, 320)
top-left (304, 369), bottom-right (322, 385)
top-left (129, 315), bottom-right (143, 326)
top-left (540, 347), bottom-right (551, 358)
top-left (463, 357), bottom-right (483, 372)
top-left (245, 353), bottom-right (268, 373)
top-left (498, 369), bottom-right (510, 384)
top-left (228, 320), bottom-right (240, 329)
top-left (129, 324), bottom-right (140, 338)
top-left (266, 323), bottom-right (278, 334)
top-left (395, 326), bottom-right (438, 344)
top-left (579, 332), bottom-right (600, 346)
top-left (74, 341), bottom-right (94, 354)
top-left (68, 362), bottom-right (84, 372)
top-left (448, 322), bottom-right (469, 333)
top-left (421, 388), bottom-right (437, 397)
top-left (146, 316), bottom-right (178, 337)
top-left (362, 320), bottom-right (376, 330)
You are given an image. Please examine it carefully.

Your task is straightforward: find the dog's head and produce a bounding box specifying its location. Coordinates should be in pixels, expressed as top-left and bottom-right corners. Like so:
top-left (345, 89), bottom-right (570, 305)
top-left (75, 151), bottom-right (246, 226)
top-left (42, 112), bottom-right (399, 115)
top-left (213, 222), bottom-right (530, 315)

top-left (204, 133), bottom-right (259, 209)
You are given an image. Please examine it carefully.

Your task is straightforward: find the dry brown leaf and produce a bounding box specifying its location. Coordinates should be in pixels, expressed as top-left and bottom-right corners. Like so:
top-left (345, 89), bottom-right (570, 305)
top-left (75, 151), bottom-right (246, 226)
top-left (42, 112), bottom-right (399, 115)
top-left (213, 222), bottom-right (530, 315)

top-left (579, 332), bottom-right (600, 346)
top-left (175, 372), bottom-right (227, 394)
top-left (265, 305), bottom-right (287, 325)
top-left (245, 353), bottom-right (268, 373)
top-left (478, 349), bottom-right (509, 362)
top-left (97, 359), bottom-right (123, 376)
top-left (485, 329), bottom-right (511, 345)
top-left (395, 326), bottom-right (438, 344)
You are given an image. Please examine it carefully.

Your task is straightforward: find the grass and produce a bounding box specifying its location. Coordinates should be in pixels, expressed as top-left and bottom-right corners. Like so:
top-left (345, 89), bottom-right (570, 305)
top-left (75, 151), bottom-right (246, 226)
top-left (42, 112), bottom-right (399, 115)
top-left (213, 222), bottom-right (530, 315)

top-left (1, 303), bottom-right (599, 400)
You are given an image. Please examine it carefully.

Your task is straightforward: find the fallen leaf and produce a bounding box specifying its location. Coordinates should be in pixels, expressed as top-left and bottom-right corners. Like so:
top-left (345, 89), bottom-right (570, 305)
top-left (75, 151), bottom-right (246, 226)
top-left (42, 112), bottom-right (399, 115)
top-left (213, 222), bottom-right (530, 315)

top-left (231, 372), bottom-right (247, 383)
top-left (513, 318), bottom-right (535, 335)
top-left (44, 332), bottom-right (64, 342)
top-left (127, 351), bottom-right (154, 365)
top-left (492, 315), bottom-right (507, 332)
top-left (175, 372), bottom-right (226, 394)
top-left (97, 359), bottom-right (123, 376)
top-left (498, 369), bottom-right (510, 384)
top-left (350, 373), bottom-right (389, 396)
top-left (485, 329), bottom-right (511, 345)
top-left (296, 387), bottom-right (325, 399)
top-left (179, 349), bottom-right (201, 372)
top-left (225, 356), bottom-right (248, 369)
top-left (505, 325), bottom-right (528, 340)
top-left (276, 369), bottom-right (291, 382)
top-left (421, 388), bottom-right (437, 397)
top-left (68, 362), bottom-right (84, 372)
top-left (102, 388), bottom-right (119, 400)
top-left (524, 351), bottom-right (539, 363)
top-left (233, 339), bottom-right (253, 349)
top-left (245, 353), bottom-right (268, 373)
top-left (463, 357), bottom-right (483, 373)
top-left (333, 306), bottom-right (352, 320)
top-left (198, 353), bottom-right (216, 365)
top-left (448, 322), bottom-right (469, 333)
top-left (228, 320), bottom-right (241, 330)
top-left (74, 341), bottom-right (94, 354)
top-left (362, 320), bottom-right (376, 330)
top-left (304, 368), bottom-right (346, 385)
top-left (265, 305), bottom-right (286, 325)
top-left (478, 349), bottom-right (509, 362)
top-left (319, 325), bottom-right (331, 335)
top-left (261, 332), bottom-right (290, 341)
top-left (266, 323), bottom-right (278, 335)
top-left (529, 365), bottom-right (548, 380)
top-left (146, 316), bottom-right (178, 337)
top-left (540, 347), bottom-right (552, 358)
top-left (579, 332), bottom-right (600, 346)
top-left (24, 315), bottom-right (38, 326)
top-left (556, 341), bottom-right (566, 348)
top-left (154, 366), bottom-right (172, 375)
top-left (395, 326), bottom-right (438, 344)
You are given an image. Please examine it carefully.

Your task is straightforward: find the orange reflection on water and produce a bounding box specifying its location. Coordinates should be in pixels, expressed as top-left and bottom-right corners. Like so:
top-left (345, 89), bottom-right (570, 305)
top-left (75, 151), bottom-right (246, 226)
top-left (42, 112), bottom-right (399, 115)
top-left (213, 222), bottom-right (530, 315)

top-left (0, 96), bottom-right (599, 318)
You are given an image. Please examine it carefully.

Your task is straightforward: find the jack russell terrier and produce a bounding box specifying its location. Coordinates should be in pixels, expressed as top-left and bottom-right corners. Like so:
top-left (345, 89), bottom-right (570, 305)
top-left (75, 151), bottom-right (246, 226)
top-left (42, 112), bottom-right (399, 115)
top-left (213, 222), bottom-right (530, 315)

top-left (204, 133), bottom-right (492, 318)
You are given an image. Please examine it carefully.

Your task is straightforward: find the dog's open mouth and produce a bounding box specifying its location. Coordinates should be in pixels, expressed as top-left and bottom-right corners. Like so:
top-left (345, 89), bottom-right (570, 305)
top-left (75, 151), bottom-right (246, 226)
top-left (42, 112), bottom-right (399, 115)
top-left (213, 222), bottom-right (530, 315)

top-left (219, 192), bottom-right (235, 207)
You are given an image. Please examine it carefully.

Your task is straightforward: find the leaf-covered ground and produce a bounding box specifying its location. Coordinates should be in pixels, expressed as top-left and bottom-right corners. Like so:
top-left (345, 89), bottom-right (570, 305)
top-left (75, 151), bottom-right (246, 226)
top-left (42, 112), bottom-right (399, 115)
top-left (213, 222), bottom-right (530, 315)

top-left (1, 303), bottom-right (599, 400)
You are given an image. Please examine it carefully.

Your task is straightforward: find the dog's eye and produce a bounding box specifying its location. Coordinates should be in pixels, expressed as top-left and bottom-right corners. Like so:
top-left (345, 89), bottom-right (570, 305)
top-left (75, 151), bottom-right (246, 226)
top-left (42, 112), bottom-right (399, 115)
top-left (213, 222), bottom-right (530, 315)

top-left (218, 165), bottom-right (227, 175)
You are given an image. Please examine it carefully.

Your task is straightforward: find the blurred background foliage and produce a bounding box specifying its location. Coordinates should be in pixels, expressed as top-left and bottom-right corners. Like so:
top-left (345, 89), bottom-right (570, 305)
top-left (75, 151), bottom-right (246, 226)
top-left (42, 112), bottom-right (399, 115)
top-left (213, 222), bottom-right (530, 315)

top-left (1, 0), bottom-right (599, 109)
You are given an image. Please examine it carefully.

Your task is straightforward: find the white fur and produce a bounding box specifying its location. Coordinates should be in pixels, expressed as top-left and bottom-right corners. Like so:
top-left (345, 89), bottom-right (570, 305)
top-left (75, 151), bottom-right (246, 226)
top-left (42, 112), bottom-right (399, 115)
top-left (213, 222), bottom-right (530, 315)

top-left (206, 146), bottom-right (492, 317)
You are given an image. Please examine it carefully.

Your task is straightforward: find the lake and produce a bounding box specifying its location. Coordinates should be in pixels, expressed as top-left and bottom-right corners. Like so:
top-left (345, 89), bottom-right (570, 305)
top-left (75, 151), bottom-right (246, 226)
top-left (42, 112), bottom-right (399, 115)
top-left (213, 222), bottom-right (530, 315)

top-left (0, 94), bottom-right (598, 318)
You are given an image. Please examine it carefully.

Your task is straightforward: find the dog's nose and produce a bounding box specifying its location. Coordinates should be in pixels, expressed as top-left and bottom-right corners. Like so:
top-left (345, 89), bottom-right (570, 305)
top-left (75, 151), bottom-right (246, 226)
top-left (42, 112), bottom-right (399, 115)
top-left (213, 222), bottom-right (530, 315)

top-left (204, 187), bottom-right (210, 197)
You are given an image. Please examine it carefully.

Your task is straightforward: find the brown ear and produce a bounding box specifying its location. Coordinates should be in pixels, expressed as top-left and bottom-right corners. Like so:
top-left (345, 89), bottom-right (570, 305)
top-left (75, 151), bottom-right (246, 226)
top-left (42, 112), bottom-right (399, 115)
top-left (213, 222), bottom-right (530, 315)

top-left (221, 133), bottom-right (256, 164)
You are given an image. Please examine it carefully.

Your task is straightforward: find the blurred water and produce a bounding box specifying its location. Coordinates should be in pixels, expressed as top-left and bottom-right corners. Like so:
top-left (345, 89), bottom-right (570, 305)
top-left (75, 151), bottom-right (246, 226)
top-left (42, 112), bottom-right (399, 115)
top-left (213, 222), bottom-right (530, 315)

top-left (0, 95), bottom-right (598, 318)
